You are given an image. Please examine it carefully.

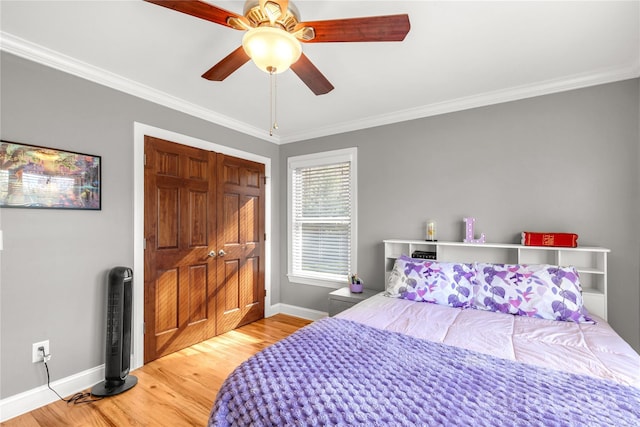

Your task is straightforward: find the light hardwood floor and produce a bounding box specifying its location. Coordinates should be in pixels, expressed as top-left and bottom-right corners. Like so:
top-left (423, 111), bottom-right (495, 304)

top-left (2, 314), bottom-right (311, 427)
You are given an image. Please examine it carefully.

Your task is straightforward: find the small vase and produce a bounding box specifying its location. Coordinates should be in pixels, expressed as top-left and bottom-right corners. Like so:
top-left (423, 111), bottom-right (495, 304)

top-left (350, 283), bottom-right (363, 293)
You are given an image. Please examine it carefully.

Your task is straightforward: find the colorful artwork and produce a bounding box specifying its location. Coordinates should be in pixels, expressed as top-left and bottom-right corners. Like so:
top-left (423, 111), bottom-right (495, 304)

top-left (0, 141), bottom-right (101, 210)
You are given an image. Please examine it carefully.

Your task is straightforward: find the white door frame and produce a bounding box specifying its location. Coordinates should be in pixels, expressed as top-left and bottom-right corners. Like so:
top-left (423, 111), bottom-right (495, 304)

top-left (132, 122), bottom-right (272, 369)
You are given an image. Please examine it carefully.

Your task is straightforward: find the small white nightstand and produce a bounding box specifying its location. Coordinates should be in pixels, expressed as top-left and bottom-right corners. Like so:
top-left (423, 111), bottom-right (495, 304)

top-left (328, 287), bottom-right (378, 316)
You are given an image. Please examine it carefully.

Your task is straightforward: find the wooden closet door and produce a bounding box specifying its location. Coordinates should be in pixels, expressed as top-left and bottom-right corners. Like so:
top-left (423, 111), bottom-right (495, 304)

top-left (216, 154), bottom-right (266, 334)
top-left (144, 136), bottom-right (217, 363)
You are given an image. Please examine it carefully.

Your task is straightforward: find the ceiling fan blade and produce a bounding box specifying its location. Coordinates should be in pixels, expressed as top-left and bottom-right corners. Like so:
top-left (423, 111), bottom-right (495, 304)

top-left (290, 53), bottom-right (334, 95)
top-left (201, 46), bottom-right (250, 81)
top-left (295, 14), bottom-right (410, 43)
top-left (144, 0), bottom-right (248, 29)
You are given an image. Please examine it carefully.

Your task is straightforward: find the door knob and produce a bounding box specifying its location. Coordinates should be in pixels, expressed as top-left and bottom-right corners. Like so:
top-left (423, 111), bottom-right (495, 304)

top-left (208, 250), bottom-right (216, 258)
top-left (218, 249), bottom-right (227, 257)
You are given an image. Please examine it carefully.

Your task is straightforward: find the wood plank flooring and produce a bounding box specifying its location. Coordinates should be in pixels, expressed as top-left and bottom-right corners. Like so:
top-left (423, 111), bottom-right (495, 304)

top-left (2, 314), bottom-right (311, 427)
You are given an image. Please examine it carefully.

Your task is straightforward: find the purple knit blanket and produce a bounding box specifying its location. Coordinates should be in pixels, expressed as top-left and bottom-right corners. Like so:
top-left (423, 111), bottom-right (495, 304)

top-left (209, 317), bottom-right (640, 426)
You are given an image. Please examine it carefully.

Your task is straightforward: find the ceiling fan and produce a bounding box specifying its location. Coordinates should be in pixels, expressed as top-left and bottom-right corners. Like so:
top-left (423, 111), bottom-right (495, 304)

top-left (144, 0), bottom-right (411, 95)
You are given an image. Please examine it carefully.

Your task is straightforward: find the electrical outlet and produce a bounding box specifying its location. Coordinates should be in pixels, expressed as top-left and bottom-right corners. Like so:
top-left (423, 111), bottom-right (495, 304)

top-left (32, 340), bottom-right (50, 363)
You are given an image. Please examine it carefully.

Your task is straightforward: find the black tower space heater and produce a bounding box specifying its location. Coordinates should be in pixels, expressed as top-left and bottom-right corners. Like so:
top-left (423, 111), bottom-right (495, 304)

top-left (92, 267), bottom-right (138, 397)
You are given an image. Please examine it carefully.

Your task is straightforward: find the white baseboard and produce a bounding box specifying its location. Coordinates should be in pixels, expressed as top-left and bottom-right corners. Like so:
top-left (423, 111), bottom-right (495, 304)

top-left (0, 364), bottom-right (106, 422)
top-left (0, 304), bottom-right (322, 422)
top-left (270, 303), bottom-right (328, 321)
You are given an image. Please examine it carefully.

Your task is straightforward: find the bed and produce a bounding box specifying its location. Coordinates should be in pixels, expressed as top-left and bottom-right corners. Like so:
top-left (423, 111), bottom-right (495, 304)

top-left (209, 259), bottom-right (640, 426)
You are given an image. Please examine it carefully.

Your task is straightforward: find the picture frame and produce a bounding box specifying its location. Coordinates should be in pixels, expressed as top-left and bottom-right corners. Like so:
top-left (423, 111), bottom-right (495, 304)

top-left (0, 140), bottom-right (101, 210)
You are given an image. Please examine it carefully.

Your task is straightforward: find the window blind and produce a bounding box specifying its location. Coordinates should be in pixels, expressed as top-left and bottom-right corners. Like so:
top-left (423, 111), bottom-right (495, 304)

top-left (291, 161), bottom-right (352, 282)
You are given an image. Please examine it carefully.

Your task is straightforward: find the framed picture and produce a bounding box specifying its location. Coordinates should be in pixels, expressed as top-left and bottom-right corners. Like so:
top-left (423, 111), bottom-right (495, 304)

top-left (0, 140), bottom-right (101, 210)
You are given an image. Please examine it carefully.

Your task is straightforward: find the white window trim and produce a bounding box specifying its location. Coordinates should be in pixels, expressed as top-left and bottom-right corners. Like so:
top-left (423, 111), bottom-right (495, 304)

top-left (287, 147), bottom-right (357, 288)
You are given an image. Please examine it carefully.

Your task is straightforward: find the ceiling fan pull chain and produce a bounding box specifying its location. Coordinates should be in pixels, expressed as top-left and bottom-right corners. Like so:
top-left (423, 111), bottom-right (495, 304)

top-left (269, 68), bottom-right (274, 136)
top-left (268, 66), bottom-right (279, 136)
top-left (273, 70), bottom-right (279, 131)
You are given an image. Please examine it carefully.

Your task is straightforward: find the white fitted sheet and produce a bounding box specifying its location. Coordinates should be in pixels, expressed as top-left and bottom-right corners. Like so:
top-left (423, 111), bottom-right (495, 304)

top-left (336, 293), bottom-right (640, 387)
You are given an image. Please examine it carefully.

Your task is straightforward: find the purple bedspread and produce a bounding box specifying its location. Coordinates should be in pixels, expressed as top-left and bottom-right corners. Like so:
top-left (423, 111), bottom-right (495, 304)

top-left (209, 317), bottom-right (640, 426)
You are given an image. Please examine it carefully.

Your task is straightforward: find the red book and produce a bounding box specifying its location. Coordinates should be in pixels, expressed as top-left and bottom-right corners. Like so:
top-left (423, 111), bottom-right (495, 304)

top-left (521, 232), bottom-right (578, 248)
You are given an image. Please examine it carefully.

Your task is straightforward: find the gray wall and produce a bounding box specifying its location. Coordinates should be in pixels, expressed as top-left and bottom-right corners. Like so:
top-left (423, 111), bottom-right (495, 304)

top-left (279, 79), bottom-right (640, 352)
top-left (0, 52), bottom-right (280, 398)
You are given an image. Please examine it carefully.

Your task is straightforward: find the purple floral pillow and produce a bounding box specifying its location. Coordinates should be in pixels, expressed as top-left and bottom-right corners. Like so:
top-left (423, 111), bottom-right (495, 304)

top-left (385, 255), bottom-right (475, 308)
top-left (472, 263), bottom-right (593, 323)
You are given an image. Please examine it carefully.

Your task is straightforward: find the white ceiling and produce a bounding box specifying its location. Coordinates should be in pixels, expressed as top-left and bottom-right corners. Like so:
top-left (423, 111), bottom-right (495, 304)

top-left (1, 1), bottom-right (639, 144)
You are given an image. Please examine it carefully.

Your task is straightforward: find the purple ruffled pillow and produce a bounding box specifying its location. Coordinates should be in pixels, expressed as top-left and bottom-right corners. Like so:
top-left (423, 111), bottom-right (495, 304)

top-left (472, 263), bottom-right (594, 323)
top-left (385, 255), bottom-right (475, 308)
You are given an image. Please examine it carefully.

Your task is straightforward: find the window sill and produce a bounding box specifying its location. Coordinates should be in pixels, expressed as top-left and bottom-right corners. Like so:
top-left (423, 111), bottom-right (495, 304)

top-left (287, 274), bottom-right (346, 289)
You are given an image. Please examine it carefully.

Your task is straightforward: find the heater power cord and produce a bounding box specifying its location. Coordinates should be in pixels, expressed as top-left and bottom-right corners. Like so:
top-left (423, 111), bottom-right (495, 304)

top-left (40, 349), bottom-right (103, 405)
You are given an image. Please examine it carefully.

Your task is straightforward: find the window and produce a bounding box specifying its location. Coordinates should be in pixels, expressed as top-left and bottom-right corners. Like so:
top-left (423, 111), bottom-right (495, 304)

top-left (288, 148), bottom-right (357, 288)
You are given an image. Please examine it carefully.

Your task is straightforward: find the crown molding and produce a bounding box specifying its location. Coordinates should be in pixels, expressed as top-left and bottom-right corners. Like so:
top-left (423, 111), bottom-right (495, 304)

top-left (0, 32), bottom-right (278, 144)
top-left (278, 61), bottom-right (640, 144)
top-left (2, 31), bottom-right (637, 145)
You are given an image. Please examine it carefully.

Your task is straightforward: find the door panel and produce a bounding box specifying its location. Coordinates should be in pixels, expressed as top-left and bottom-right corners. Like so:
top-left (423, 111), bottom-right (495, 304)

top-left (245, 256), bottom-right (260, 307)
top-left (188, 264), bottom-right (208, 323)
top-left (157, 151), bottom-right (179, 176)
top-left (188, 157), bottom-right (208, 180)
top-left (223, 193), bottom-right (240, 245)
top-left (188, 190), bottom-right (208, 247)
top-left (155, 268), bottom-right (179, 334)
top-left (144, 136), bottom-right (217, 363)
top-left (243, 195), bottom-right (259, 243)
top-left (222, 259), bottom-right (240, 314)
top-left (157, 187), bottom-right (179, 249)
top-left (216, 154), bottom-right (265, 334)
top-left (223, 163), bottom-right (241, 185)
top-left (246, 169), bottom-right (260, 188)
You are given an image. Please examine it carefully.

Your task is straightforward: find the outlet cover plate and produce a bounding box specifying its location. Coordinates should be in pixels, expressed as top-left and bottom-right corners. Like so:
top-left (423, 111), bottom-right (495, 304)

top-left (32, 340), bottom-right (50, 363)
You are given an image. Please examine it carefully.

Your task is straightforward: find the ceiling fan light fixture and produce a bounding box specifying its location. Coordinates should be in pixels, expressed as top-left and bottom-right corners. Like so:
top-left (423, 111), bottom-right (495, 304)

top-left (242, 26), bottom-right (302, 74)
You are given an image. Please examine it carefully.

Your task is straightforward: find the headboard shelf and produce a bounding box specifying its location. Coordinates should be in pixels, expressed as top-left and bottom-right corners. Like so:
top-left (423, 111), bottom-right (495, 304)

top-left (383, 239), bottom-right (610, 320)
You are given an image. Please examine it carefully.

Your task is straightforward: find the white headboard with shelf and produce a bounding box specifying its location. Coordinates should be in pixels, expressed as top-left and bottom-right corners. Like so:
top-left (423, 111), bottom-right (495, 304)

top-left (383, 239), bottom-right (610, 320)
